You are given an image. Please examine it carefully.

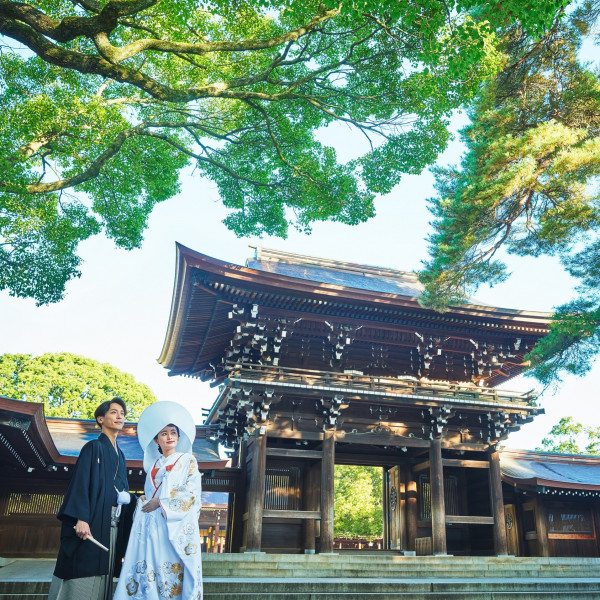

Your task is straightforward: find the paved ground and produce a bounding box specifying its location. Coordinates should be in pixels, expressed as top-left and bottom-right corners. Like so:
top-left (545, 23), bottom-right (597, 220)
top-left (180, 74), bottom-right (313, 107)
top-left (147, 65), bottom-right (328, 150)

top-left (0, 559), bottom-right (54, 581)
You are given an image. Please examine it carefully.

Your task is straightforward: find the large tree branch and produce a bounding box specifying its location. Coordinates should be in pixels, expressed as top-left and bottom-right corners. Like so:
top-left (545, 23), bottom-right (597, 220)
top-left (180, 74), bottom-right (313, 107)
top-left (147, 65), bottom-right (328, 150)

top-left (0, 0), bottom-right (159, 42)
top-left (0, 0), bottom-right (339, 56)
top-left (0, 16), bottom-right (345, 103)
top-left (6, 121), bottom-right (281, 194)
top-left (19, 126), bottom-right (145, 193)
top-left (92, 6), bottom-right (340, 63)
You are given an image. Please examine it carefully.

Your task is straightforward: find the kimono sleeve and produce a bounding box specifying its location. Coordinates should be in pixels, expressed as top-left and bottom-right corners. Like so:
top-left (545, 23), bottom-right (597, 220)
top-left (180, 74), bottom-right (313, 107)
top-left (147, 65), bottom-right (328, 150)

top-left (158, 454), bottom-right (202, 522)
top-left (57, 441), bottom-right (98, 524)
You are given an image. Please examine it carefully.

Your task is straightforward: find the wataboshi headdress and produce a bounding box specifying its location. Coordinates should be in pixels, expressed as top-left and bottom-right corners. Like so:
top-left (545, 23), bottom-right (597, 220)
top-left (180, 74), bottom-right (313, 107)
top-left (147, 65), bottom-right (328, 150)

top-left (137, 401), bottom-right (196, 472)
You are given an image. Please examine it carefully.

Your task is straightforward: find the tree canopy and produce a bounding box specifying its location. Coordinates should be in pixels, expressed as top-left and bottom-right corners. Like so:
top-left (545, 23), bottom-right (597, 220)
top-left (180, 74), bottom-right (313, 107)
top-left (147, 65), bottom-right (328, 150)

top-left (420, 1), bottom-right (600, 386)
top-left (334, 464), bottom-right (383, 539)
top-left (538, 416), bottom-right (600, 455)
top-left (0, 352), bottom-right (157, 419)
top-left (0, 0), bottom-right (564, 304)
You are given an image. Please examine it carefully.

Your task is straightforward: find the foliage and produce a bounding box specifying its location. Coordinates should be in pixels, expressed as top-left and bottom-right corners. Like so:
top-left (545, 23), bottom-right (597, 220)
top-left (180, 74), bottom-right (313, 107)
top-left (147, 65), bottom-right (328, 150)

top-left (334, 464), bottom-right (383, 539)
top-left (538, 416), bottom-right (600, 455)
top-left (0, 0), bottom-right (564, 303)
top-left (0, 352), bottom-right (157, 419)
top-left (420, 1), bottom-right (600, 385)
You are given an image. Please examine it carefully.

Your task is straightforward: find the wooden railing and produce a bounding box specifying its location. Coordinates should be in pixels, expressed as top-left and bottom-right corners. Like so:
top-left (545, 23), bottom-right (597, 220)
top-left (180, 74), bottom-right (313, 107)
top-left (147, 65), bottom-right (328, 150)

top-left (224, 363), bottom-right (538, 407)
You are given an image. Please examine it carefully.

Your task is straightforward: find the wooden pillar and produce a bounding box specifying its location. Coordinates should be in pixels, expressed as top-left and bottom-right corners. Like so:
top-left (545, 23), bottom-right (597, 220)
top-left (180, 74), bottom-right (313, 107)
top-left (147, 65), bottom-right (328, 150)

top-left (303, 462), bottom-right (319, 553)
top-left (535, 498), bottom-right (550, 557)
top-left (320, 430), bottom-right (335, 553)
top-left (488, 448), bottom-right (509, 555)
top-left (430, 437), bottom-right (447, 555)
top-left (228, 441), bottom-right (248, 552)
top-left (245, 432), bottom-right (267, 552)
top-left (382, 468), bottom-right (389, 550)
top-left (458, 468), bottom-right (472, 556)
top-left (406, 470), bottom-right (418, 552)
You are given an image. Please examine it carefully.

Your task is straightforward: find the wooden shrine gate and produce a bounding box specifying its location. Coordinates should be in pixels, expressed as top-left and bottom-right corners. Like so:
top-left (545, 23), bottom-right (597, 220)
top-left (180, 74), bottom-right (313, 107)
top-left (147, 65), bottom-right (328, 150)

top-left (227, 414), bottom-right (512, 555)
top-left (158, 246), bottom-right (551, 556)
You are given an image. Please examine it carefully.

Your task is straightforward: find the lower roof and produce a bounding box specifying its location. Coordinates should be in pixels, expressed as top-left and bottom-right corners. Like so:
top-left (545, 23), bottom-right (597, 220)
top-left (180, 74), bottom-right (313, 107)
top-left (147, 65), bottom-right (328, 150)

top-left (500, 448), bottom-right (600, 491)
top-left (0, 396), bottom-right (228, 471)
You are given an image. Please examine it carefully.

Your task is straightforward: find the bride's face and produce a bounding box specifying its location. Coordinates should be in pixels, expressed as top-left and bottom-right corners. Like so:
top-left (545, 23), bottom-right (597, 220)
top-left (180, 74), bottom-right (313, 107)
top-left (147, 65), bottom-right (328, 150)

top-left (154, 425), bottom-right (179, 455)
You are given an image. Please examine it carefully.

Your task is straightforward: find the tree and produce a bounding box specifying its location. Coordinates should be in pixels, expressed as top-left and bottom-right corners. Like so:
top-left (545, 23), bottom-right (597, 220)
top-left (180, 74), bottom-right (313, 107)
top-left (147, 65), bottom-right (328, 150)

top-left (0, 0), bottom-right (564, 304)
top-left (0, 352), bottom-right (157, 419)
top-left (420, 1), bottom-right (600, 386)
top-left (334, 464), bottom-right (383, 539)
top-left (538, 416), bottom-right (600, 455)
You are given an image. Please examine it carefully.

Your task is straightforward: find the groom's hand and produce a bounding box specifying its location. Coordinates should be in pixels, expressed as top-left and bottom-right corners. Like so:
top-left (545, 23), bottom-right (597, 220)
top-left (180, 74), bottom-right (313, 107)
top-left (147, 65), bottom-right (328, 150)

top-left (75, 520), bottom-right (91, 539)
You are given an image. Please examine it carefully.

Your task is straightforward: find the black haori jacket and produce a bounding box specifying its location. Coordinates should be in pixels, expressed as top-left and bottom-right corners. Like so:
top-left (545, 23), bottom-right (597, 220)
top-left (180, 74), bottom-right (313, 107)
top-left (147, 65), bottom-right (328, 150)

top-left (53, 433), bottom-right (134, 580)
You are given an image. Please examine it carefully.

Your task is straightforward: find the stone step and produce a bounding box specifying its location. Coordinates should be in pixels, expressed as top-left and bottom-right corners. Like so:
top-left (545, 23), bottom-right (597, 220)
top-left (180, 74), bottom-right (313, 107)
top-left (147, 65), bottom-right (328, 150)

top-left (206, 564), bottom-right (598, 573)
top-left (202, 578), bottom-right (600, 600)
top-left (203, 554), bottom-right (600, 563)
top-left (205, 567), bottom-right (555, 579)
top-left (3, 556), bottom-right (600, 600)
top-left (3, 578), bottom-right (600, 600)
top-left (202, 558), bottom-right (600, 579)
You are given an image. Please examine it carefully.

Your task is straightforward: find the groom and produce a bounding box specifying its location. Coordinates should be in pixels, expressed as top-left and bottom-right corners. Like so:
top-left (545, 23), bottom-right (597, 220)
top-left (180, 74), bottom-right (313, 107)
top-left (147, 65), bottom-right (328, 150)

top-left (48, 397), bottom-right (134, 600)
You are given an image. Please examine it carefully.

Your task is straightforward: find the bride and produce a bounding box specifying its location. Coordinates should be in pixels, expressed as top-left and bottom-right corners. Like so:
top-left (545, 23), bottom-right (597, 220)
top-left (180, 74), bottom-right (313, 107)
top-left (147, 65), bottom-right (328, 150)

top-left (114, 402), bottom-right (203, 600)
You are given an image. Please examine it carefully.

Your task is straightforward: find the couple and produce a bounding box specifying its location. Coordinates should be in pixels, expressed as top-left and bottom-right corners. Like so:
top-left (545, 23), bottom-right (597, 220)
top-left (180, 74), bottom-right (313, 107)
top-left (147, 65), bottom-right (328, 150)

top-left (48, 398), bottom-right (203, 600)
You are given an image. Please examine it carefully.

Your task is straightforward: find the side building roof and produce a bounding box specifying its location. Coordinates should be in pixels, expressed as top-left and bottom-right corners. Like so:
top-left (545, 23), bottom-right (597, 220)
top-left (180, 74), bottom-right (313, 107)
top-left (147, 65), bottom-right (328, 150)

top-left (0, 396), bottom-right (228, 473)
top-left (500, 448), bottom-right (600, 496)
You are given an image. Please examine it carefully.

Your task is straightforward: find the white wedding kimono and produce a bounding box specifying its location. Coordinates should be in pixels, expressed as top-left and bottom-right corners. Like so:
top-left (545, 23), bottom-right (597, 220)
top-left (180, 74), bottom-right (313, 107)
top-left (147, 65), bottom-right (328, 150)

top-left (114, 452), bottom-right (203, 600)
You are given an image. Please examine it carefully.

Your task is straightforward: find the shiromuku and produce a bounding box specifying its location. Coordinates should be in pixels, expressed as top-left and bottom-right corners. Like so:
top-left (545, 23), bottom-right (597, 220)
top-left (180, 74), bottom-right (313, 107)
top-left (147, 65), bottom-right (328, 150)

top-left (113, 401), bottom-right (203, 600)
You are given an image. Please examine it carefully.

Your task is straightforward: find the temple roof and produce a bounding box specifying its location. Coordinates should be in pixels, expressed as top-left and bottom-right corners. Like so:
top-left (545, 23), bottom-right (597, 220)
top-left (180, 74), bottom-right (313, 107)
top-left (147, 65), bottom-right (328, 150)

top-left (247, 247), bottom-right (424, 298)
top-left (500, 448), bottom-right (600, 492)
top-left (159, 244), bottom-right (551, 387)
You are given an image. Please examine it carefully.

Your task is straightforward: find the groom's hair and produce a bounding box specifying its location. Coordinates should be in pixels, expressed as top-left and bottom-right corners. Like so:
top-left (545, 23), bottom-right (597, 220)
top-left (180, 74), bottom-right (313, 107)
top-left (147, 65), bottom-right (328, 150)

top-left (94, 397), bottom-right (127, 428)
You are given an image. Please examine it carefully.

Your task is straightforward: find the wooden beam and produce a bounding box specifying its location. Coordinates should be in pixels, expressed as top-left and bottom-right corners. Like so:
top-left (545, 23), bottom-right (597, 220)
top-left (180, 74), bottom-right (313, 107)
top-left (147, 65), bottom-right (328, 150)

top-left (266, 428), bottom-right (324, 441)
top-left (335, 431), bottom-right (430, 448)
top-left (441, 442), bottom-right (494, 451)
top-left (413, 460), bottom-right (430, 473)
top-left (445, 515), bottom-right (495, 525)
top-left (266, 448), bottom-right (323, 459)
top-left (548, 533), bottom-right (596, 540)
top-left (442, 459), bottom-right (490, 469)
top-left (263, 510), bottom-right (321, 520)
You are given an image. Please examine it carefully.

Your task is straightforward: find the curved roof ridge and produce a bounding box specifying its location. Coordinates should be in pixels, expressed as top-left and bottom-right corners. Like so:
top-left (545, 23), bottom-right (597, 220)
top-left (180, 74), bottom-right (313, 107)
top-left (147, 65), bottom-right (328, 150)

top-left (250, 246), bottom-right (420, 282)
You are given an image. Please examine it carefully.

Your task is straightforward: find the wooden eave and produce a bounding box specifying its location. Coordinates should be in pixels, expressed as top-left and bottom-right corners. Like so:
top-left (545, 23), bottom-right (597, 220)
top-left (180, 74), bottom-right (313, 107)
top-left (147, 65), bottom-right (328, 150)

top-left (502, 475), bottom-right (600, 493)
top-left (0, 396), bottom-right (62, 468)
top-left (159, 245), bottom-right (551, 383)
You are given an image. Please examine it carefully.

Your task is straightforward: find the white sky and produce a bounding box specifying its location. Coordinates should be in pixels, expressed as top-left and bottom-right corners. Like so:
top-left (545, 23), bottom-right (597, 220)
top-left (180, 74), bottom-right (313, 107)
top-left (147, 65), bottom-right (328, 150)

top-left (0, 114), bottom-right (597, 452)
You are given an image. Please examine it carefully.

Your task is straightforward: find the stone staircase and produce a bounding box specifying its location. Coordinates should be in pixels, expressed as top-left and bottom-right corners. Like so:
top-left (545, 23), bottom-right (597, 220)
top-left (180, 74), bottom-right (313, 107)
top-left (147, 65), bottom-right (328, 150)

top-left (2, 554), bottom-right (600, 599)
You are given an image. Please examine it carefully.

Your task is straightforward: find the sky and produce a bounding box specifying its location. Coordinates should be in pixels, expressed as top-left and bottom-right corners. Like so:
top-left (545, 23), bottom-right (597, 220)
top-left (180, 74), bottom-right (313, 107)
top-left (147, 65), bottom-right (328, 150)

top-left (0, 115), bottom-right (598, 452)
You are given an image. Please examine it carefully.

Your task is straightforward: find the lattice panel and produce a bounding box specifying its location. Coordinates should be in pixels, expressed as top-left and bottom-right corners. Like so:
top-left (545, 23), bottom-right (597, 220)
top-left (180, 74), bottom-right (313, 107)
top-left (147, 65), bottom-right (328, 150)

top-left (264, 467), bottom-right (301, 511)
top-left (3, 492), bottom-right (63, 516)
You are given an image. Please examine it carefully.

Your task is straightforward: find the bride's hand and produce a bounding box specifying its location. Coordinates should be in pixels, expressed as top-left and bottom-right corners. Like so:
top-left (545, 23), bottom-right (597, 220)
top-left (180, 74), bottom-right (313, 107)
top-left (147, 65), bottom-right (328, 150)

top-left (138, 495), bottom-right (146, 503)
top-left (141, 498), bottom-right (160, 513)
